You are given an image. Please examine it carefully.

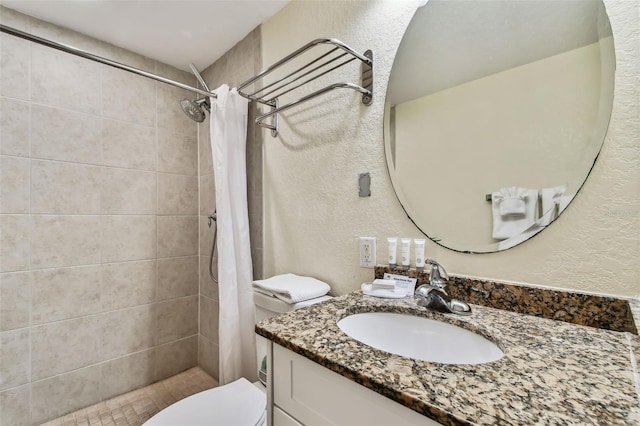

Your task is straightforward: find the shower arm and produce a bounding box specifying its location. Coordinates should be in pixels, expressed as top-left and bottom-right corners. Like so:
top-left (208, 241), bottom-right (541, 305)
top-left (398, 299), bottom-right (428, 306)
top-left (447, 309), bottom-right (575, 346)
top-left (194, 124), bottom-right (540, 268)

top-left (0, 24), bottom-right (217, 100)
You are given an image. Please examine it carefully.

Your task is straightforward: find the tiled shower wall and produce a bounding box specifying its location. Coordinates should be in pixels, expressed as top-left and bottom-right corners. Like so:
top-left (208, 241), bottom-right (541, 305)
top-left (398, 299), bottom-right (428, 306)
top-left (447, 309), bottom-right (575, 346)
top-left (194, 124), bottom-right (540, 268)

top-left (0, 7), bottom-right (200, 425)
top-left (197, 28), bottom-right (263, 380)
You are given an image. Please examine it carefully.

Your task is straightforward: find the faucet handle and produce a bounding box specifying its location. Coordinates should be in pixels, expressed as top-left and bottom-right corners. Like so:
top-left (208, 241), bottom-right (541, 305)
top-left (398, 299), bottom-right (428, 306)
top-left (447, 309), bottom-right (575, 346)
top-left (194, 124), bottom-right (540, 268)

top-left (425, 259), bottom-right (448, 289)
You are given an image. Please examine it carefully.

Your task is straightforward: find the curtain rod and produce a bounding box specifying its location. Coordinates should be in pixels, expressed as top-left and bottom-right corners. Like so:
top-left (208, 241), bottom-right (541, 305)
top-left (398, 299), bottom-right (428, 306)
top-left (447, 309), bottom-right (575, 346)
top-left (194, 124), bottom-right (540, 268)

top-left (0, 24), bottom-right (216, 99)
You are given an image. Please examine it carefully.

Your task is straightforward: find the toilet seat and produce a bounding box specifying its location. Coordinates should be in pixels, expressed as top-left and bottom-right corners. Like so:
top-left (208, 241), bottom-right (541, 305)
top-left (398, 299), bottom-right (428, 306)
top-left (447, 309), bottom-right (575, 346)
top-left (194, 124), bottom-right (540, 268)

top-left (144, 377), bottom-right (266, 426)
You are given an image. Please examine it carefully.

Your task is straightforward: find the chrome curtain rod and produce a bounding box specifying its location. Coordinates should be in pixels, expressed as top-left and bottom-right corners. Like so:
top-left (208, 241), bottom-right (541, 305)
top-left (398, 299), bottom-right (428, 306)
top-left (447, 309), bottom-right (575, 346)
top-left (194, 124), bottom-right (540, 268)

top-left (0, 24), bottom-right (216, 99)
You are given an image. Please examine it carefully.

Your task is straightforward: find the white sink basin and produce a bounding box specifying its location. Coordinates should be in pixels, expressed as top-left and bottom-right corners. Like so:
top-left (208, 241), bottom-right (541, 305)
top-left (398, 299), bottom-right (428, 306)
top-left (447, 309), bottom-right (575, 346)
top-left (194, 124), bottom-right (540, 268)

top-left (337, 312), bottom-right (504, 365)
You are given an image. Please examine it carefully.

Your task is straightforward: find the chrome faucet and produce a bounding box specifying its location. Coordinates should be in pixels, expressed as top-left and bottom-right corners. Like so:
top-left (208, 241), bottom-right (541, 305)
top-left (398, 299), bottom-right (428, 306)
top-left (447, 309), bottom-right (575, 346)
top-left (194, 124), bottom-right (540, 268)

top-left (414, 259), bottom-right (472, 315)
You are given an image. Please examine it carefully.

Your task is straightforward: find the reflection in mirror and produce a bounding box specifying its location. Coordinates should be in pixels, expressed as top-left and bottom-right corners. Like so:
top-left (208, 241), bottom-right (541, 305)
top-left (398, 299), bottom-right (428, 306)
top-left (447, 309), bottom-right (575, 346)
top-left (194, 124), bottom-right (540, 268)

top-left (385, 0), bottom-right (615, 253)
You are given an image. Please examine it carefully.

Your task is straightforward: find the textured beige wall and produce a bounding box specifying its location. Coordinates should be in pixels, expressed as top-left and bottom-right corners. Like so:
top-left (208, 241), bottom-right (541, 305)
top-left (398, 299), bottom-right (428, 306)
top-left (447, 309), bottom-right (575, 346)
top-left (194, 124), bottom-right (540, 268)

top-left (261, 0), bottom-right (639, 298)
top-left (0, 7), bottom-right (200, 425)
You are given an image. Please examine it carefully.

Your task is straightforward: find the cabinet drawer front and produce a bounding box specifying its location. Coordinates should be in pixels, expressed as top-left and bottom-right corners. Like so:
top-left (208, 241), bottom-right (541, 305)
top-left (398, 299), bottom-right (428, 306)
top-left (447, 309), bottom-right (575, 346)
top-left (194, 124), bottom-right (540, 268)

top-left (273, 344), bottom-right (439, 426)
top-left (274, 406), bottom-right (304, 426)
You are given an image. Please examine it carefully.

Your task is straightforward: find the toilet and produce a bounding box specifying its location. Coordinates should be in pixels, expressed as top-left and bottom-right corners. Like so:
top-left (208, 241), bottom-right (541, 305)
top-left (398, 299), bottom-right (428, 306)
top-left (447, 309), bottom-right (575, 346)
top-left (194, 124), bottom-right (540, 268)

top-left (144, 290), bottom-right (332, 426)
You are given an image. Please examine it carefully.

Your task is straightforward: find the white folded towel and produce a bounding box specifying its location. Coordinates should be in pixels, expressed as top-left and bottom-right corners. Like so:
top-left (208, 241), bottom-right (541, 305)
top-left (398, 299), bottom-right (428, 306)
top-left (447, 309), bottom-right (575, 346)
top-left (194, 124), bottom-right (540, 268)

top-left (492, 186), bottom-right (529, 216)
top-left (252, 273), bottom-right (331, 304)
top-left (538, 184), bottom-right (568, 226)
top-left (491, 187), bottom-right (538, 240)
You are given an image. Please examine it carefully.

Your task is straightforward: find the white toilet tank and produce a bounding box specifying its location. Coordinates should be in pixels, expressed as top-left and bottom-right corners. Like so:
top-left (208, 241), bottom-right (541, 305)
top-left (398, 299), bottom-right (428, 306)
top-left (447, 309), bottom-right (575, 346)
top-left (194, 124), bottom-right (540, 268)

top-left (254, 291), bottom-right (332, 322)
top-left (253, 291), bottom-right (332, 382)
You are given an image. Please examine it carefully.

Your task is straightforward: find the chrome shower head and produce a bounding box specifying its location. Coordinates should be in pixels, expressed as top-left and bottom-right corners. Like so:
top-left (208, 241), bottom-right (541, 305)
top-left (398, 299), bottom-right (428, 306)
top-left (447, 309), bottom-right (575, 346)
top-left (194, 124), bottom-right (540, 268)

top-left (180, 97), bottom-right (210, 123)
top-left (180, 63), bottom-right (212, 123)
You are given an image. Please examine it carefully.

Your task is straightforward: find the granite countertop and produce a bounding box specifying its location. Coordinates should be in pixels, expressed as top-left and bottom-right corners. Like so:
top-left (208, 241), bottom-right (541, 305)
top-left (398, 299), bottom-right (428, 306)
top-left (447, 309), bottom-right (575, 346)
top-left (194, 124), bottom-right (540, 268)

top-left (256, 291), bottom-right (640, 425)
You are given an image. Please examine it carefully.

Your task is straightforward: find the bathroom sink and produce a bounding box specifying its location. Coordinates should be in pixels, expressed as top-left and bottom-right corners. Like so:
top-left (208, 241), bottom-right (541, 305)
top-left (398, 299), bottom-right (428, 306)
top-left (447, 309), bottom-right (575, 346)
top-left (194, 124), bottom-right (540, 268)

top-left (337, 312), bottom-right (504, 365)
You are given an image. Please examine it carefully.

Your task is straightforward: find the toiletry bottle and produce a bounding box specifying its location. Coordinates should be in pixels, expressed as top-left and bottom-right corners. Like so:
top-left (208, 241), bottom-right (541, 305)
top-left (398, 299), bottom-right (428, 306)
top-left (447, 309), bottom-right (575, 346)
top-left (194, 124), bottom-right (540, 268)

top-left (387, 237), bottom-right (398, 267)
top-left (400, 238), bottom-right (411, 269)
top-left (414, 239), bottom-right (425, 272)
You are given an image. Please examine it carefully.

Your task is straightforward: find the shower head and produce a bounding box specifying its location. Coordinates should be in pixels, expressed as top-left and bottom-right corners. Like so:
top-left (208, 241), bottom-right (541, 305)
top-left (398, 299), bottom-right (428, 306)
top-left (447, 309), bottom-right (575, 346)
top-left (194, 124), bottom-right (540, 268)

top-left (180, 63), bottom-right (212, 123)
top-left (180, 97), bottom-right (210, 123)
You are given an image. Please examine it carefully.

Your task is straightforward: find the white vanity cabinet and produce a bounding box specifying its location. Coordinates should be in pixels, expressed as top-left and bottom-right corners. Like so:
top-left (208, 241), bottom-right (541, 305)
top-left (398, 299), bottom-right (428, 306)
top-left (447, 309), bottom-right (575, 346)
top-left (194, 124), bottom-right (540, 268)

top-left (267, 342), bottom-right (441, 426)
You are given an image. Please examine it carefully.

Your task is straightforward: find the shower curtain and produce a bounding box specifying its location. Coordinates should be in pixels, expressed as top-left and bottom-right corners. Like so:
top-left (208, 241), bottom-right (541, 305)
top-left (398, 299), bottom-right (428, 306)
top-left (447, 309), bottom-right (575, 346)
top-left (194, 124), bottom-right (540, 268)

top-left (210, 84), bottom-right (256, 385)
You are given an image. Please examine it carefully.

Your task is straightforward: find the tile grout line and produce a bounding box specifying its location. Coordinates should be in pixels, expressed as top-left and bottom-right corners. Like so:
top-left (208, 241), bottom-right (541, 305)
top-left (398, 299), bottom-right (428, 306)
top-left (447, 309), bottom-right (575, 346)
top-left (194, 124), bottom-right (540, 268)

top-left (27, 29), bottom-right (35, 425)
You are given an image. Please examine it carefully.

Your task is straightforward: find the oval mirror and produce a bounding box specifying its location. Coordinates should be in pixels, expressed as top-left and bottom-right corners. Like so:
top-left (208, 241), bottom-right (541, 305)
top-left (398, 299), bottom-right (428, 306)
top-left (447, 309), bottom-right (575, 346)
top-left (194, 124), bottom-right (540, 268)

top-left (384, 0), bottom-right (615, 253)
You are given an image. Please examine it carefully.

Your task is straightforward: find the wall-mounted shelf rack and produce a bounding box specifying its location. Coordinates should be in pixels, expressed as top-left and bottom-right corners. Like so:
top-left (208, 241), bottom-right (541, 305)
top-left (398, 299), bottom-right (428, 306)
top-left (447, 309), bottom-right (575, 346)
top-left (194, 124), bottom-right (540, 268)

top-left (237, 38), bottom-right (373, 137)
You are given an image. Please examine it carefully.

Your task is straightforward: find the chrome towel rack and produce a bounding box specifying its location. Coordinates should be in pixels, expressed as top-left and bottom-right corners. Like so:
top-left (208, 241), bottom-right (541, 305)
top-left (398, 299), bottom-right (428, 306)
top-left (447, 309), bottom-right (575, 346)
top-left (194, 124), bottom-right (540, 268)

top-left (238, 38), bottom-right (373, 137)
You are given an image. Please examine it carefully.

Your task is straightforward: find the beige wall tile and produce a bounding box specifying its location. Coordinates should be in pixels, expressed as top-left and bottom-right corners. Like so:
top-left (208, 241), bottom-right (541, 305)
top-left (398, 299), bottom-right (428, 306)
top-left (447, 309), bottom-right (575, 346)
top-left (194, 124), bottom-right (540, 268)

top-left (0, 155), bottom-right (29, 213)
top-left (252, 247), bottom-right (264, 281)
top-left (102, 46), bottom-right (156, 74)
top-left (100, 349), bottom-right (156, 400)
top-left (31, 45), bottom-right (101, 114)
top-left (32, 16), bottom-right (153, 74)
top-left (100, 305), bottom-right (156, 360)
top-left (157, 256), bottom-right (198, 301)
top-left (0, 97), bottom-right (29, 157)
top-left (31, 266), bottom-right (101, 325)
top-left (156, 296), bottom-right (198, 345)
top-left (157, 216), bottom-right (198, 257)
top-left (102, 260), bottom-right (156, 311)
top-left (31, 365), bottom-right (100, 424)
top-left (155, 63), bottom-right (194, 86)
top-left (198, 216), bottom-right (217, 256)
top-left (31, 316), bottom-right (101, 381)
top-left (102, 67), bottom-right (156, 127)
top-left (201, 54), bottom-right (226, 91)
top-left (199, 255), bottom-right (219, 301)
top-left (31, 160), bottom-right (101, 214)
top-left (30, 17), bottom-right (111, 59)
top-left (249, 195), bottom-right (263, 246)
top-left (0, 328), bottom-right (30, 390)
top-left (101, 168), bottom-right (157, 214)
top-left (225, 31), bottom-right (257, 87)
top-left (0, 384), bottom-right (31, 426)
top-left (31, 215), bottom-right (100, 269)
top-left (199, 173), bottom-right (216, 216)
top-left (247, 138), bottom-right (263, 198)
top-left (0, 272), bottom-right (30, 331)
top-left (157, 130), bottom-right (198, 175)
top-left (199, 215), bottom-right (215, 257)
top-left (155, 336), bottom-right (197, 381)
top-left (102, 119), bottom-right (156, 171)
top-left (198, 125), bottom-right (213, 175)
top-left (157, 173), bottom-right (198, 215)
top-left (0, 35), bottom-right (29, 100)
top-left (101, 215), bottom-right (156, 263)
top-left (157, 84), bottom-right (197, 137)
top-left (198, 335), bottom-right (219, 380)
top-left (199, 295), bottom-right (218, 342)
top-left (30, 104), bottom-right (102, 164)
top-left (0, 215), bottom-right (29, 272)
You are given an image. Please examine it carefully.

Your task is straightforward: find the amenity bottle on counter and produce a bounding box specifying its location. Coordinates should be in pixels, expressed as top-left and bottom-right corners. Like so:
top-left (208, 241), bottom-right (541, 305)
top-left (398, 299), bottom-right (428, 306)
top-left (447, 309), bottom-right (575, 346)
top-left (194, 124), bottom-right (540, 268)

top-left (387, 237), bottom-right (397, 267)
top-left (400, 238), bottom-right (411, 269)
top-left (414, 239), bottom-right (425, 272)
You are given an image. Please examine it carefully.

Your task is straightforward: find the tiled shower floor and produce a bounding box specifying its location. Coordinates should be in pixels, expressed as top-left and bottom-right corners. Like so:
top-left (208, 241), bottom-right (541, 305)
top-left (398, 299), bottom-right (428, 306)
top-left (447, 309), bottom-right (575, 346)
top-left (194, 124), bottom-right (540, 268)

top-left (39, 367), bottom-right (218, 426)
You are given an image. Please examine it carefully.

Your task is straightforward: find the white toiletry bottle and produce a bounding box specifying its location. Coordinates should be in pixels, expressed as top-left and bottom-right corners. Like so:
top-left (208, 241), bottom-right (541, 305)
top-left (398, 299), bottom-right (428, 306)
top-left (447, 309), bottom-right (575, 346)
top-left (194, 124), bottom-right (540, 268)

top-left (414, 239), bottom-right (425, 272)
top-left (387, 237), bottom-right (398, 267)
top-left (400, 238), bottom-right (411, 269)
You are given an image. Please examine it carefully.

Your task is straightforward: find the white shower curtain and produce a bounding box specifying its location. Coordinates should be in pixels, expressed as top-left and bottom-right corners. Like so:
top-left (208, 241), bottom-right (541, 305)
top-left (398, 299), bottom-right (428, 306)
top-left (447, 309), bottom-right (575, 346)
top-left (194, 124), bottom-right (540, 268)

top-left (209, 84), bottom-right (256, 385)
